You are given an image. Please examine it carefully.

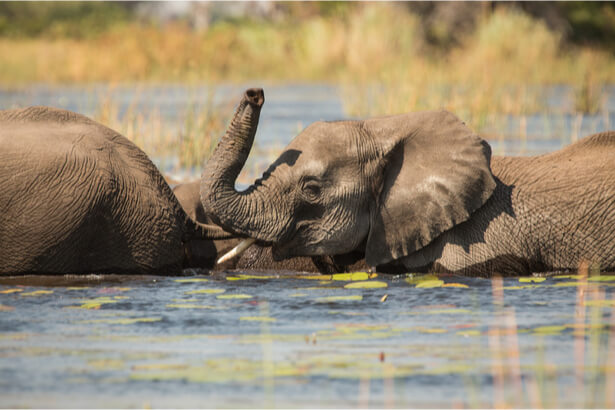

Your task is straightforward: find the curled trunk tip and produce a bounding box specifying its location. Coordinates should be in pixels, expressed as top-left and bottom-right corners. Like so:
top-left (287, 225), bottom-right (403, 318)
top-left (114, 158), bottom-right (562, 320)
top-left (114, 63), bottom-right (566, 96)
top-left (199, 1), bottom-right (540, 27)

top-left (245, 88), bottom-right (264, 107)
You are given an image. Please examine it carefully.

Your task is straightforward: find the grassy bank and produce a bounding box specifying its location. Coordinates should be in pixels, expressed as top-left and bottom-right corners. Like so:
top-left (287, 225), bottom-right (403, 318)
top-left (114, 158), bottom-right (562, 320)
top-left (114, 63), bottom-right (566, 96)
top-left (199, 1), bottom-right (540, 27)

top-left (1, 3), bottom-right (614, 164)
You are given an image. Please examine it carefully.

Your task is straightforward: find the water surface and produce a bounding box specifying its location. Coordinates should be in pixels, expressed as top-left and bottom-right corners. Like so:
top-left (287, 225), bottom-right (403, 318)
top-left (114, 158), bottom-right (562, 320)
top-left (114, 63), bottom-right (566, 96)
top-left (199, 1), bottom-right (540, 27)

top-left (1, 84), bottom-right (614, 408)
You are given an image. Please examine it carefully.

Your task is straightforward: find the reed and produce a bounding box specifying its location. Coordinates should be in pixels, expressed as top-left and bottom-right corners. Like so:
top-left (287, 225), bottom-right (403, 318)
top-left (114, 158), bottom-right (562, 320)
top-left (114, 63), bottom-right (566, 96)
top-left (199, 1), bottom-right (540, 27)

top-left (91, 88), bottom-right (230, 179)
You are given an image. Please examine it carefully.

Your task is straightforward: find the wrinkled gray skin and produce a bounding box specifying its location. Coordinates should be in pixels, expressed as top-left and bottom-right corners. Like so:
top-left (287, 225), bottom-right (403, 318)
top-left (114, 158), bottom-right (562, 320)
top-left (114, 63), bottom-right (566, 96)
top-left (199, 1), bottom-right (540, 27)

top-left (0, 106), bottom-right (232, 275)
top-left (202, 88), bottom-right (615, 276)
top-left (174, 181), bottom-right (367, 273)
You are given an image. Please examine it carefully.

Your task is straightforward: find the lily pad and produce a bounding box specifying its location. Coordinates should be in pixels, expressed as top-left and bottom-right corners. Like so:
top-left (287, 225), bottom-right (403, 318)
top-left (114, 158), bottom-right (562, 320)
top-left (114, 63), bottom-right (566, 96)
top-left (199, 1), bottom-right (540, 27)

top-left (344, 281), bottom-right (388, 289)
top-left (185, 289), bottom-right (225, 295)
top-left (20, 290), bottom-right (54, 296)
top-left (239, 316), bottom-right (276, 322)
top-left (415, 280), bottom-right (445, 288)
top-left (0, 288), bottom-right (23, 294)
top-left (588, 275), bottom-right (615, 282)
top-left (584, 299), bottom-right (615, 307)
top-left (332, 272), bottom-right (370, 281)
top-left (442, 283), bottom-right (469, 288)
top-left (519, 277), bottom-right (546, 283)
top-left (533, 325), bottom-right (567, 335)
top-left (315, 295), bottom-right (363, 302)
top-left (166, 304), bottom-right (216, 309)
top-left (174, 278), bottom-right (209, 283)
top-left (77, 317), bottom-right (162, 325)
top-left (216, 294), bottom-right (253, 300)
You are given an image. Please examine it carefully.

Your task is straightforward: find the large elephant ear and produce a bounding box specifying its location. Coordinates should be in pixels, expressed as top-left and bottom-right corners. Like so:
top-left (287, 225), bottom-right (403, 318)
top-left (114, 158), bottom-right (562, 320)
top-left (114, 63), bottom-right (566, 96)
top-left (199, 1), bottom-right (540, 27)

top-left (364, 110), bottom-right (496, 267)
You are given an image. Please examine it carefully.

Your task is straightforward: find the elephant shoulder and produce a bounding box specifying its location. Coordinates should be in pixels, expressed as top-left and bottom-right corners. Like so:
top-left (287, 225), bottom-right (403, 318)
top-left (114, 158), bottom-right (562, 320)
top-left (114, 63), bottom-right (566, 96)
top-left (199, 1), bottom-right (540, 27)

top-left (544, 131), bottom-right (615, 164)
top-left (567, 131), bottom-right (615, 152)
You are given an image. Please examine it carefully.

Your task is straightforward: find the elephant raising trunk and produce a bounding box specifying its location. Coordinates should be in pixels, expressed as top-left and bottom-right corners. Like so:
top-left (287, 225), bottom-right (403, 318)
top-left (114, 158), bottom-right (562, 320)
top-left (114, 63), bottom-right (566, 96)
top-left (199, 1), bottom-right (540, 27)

top-left (201, 88), bottom-right (615, 276)
top-left (201, 88), bottom-right (291, 245)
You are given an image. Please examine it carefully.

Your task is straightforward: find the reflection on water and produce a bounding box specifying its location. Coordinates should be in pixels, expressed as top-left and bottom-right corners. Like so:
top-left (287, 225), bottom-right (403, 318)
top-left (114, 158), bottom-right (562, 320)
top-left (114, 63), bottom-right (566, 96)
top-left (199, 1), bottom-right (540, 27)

top-left (1, 272), bottom-right (614, 408)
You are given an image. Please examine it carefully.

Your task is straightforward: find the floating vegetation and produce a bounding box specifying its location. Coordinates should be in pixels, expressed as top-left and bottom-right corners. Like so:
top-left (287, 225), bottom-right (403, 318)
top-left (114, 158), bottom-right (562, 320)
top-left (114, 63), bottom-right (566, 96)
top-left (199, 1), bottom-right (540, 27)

top-left (239, 316), bottom-right (277, 322)
top-left (216, 294), bottom-right (253, 300)
top-left (315, 295), bottom-right (363, 303)
top-left (184, 289), bottom-right (225, 295)
top-left (166, 304), bottom-right (217, 309)
top-left (174, 278), bottom-right (210, 283)
top-left (343, 281), bottom-right (388, 289)
top-left (519, 277), bottom-right (547, 283)
top-left (20, 290), bottom-right (54, 296)
top-left (415, 279), bottom-right (445, 288)
top-left (76, 317), bottom-right (162, 325)
top-left (0, 288), bottom-right (24, 294)
top-left (67, 296), bottom-right (127, 310)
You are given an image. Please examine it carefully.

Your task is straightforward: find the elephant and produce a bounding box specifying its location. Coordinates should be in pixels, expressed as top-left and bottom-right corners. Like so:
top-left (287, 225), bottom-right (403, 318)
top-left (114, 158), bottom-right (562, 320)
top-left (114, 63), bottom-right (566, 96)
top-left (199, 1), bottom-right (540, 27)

top-left (173, 181), bottom-right (368, 273)
top-left (0, 106), bottom-right (233, 275)
top-left (201, 88), bottom-right (615, 276)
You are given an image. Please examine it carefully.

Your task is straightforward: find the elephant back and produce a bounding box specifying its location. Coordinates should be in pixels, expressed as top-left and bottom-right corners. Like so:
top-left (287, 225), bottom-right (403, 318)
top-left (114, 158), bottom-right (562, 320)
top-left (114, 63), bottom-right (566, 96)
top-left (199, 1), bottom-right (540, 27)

top-left (0, 106), bottom-right (188, 274)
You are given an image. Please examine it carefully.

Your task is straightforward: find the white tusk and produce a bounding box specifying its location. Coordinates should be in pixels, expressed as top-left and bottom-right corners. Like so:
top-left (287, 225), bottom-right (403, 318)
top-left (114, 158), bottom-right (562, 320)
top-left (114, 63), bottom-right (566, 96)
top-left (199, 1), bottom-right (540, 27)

top-left (217, 238), bottom-right (257, 265)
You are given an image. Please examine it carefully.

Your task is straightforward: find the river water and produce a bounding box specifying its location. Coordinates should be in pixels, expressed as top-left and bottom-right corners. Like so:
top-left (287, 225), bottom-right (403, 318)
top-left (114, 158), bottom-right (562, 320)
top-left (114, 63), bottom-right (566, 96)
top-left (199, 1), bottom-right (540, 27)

top-left (1, 84), bottom-right (615, 408)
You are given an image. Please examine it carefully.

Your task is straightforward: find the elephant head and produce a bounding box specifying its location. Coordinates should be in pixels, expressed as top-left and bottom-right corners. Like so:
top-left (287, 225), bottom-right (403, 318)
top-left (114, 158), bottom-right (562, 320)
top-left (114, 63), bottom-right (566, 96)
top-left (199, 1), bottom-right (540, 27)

top-left (201, 89), bottom-right (496, 268)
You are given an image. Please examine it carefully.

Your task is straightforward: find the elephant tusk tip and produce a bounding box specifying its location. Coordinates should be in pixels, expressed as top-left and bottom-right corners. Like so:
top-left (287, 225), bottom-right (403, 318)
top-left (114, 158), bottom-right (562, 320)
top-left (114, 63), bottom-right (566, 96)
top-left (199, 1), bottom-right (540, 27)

top-left (217, 238), bottom-right (257, 265)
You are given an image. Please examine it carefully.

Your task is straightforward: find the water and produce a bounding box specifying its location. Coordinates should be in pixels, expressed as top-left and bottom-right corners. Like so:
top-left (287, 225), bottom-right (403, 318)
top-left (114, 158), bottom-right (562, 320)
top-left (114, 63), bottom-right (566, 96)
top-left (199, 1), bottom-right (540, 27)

top-left (1, 273), bottom-right (614, 408)
top-left (1, 84), bottom-right (615, 408)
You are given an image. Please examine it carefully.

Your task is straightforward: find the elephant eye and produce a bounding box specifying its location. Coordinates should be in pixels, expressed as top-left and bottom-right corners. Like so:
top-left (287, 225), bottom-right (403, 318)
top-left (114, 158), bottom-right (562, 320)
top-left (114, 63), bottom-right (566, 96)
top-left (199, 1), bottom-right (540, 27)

top-left (302, 181), bottom-right (322, 201)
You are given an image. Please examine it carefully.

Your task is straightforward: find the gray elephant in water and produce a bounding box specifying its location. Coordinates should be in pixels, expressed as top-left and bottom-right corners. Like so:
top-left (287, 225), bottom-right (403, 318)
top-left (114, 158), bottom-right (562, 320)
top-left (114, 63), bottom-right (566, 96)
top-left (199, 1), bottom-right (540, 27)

top-left (201, 88), bottom-right (615, 276)
top-left (173, 181), bottom-right (367, 273)
top-left (0, 106), bottom-right (232, 275)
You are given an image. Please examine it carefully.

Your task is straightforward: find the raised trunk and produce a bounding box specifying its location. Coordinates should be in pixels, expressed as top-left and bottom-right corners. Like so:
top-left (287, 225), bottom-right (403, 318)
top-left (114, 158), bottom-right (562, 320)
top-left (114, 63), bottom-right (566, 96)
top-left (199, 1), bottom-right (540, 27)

top-left (200, 88), bottom-right (281, 242)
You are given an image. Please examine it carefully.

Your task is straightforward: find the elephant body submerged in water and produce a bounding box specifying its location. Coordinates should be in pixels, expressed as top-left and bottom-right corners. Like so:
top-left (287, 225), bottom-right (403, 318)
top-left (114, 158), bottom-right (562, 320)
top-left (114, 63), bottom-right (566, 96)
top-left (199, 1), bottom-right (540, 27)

top-left (0, 106), bottom-right (232, 275)
top-left (174, 181), bottom-right (368, 273)
top-left (201, 88), bottom-right (615, 276)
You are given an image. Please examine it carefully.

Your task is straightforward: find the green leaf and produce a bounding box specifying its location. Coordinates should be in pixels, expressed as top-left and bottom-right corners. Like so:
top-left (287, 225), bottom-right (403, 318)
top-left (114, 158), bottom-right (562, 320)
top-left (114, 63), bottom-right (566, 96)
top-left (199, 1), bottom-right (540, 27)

top-left (77, 317), bottom-right (162, 325)
top-left (588, 275), bottom-right (615, 282)
top-left (415, 280), bottom-right (444, 288)
top-left (174, 278), bottom-right (209, 283)
top-left (519, 277), bottom-right (546, 283)
top-left (20, 290), bottom-right (54, 296)
top-left (216, 294), bottom-right (253, 300)
top-left (240, 316), bottom-right (276, 322)
top-left (344, 281), bottom-right (388, 289)
top-left (0, 288), bottom-right (23, 294)
top-left (166, 304), bottom-right (216, 309)
top-left (405, 274), bottom-right (439, 285)
top-left (584, 299), bottom-right (615, 307)
top-left (185, 289), bottom-right (225, 295)
top-left (316, 295), bottom-right (363, 302)
top-left (332, 272), bottom-right (369, 281)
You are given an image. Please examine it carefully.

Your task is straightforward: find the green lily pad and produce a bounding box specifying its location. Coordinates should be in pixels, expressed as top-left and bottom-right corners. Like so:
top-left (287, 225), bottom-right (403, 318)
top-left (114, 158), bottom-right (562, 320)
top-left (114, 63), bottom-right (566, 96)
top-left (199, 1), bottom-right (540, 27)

top-left (239, 316), bottom-right (276, 322)
top-left (519, 277), bottom-right (546, 283)
top-left (415, 280), bottom-right (444, 288)
top-left (77, 317), bottom-right (162, 325)
top-left (217, 294), bottom-right (253, 300)
top-left (185, 289), bottom-right (225, 295)
top-left (315, 295), bottom-right (363, 302)
top-left (166, 304), bottom-right (217, 309)
top-left (344, 281), bottom-right (388, 289)
top-left (174, 278), bottom-right (209, 283)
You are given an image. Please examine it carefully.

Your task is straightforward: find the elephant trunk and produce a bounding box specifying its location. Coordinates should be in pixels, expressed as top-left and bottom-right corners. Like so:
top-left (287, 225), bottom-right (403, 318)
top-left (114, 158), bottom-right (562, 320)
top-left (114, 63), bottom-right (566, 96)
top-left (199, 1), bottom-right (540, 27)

top-left (200, 88), bottom-right (282, 243)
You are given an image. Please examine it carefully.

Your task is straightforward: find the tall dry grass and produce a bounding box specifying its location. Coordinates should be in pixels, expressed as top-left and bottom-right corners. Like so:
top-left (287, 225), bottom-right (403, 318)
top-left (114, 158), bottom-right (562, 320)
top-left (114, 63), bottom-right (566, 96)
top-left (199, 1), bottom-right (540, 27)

top-left (1, 3), bottom-right (614, 160)
top-left (91, 88), bottom-right (230, 177)
top-left (340, 7), bottom-right (615, 134)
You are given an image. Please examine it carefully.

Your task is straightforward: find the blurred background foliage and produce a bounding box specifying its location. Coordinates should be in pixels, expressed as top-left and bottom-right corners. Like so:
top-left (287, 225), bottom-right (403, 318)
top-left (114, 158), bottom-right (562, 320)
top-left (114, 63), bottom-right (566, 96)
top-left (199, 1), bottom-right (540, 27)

top-left (1, 1), bottom-right (613, 85)
top-left (1, 1), bottom-right (614, 165)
